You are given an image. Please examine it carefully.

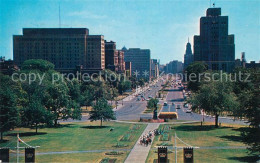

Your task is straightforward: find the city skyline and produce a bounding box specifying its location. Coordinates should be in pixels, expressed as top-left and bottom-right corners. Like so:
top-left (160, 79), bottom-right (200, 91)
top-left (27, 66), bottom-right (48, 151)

top-left (1, 0), bottom-right (259, 64)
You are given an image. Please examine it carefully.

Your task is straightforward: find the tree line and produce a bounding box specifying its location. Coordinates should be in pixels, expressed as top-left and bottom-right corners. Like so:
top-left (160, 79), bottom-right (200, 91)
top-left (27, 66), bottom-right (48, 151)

top-left (185, 62), bottom-right (260, 155)
top-left (0, 59), bottom-right (145, 139)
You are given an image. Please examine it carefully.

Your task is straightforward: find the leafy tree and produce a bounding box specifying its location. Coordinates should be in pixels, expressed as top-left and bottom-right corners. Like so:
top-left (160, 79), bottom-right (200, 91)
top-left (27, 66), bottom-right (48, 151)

top-left (147, 98), bottom-right (159, 110)
top-left (0, 74), bottom-right (19, 140)
top-left (188, 73), bottom-right (237, 127)
top-left (138, 78), bottom-right (146, 87)
top-left (22, 99), bottom-right (53, 133)
top-left (66, 78), bottom-right (83, 104)
top-left (89, 98), bottom-right (116, 126)
top-left (118, 80), bottom-right (131, 94)
top-left (21, 59), bottom-right (55, 72)
top-left (185, 62), bottom-right (207, 92)
top-left (232, 68), bottom-right (260, 154)
top-left (129, 76), bottom-right (138, 89)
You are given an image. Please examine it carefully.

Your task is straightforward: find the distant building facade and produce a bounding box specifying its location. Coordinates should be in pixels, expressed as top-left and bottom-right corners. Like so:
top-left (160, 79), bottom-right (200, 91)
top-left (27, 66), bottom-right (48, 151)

top-left (86, 35), bottom-right (105, 70)
top-left (235, 52), bottom-right (260, 69)
top-left (13, 28), bottom-right (105, 71)
top-left (151, 59), bottom-right (159, 79)
top-left (105, 40), bottom-right (118, 71)
top-left (117, 50), bottom-right (125, 73)
top-left (123, 47), bottom-right (151, 79)
top-left (125, 61), bottom-right (132, 77)
top-left (184, 39), bottom-right (193, 69)
top-left (0, 57), bottom-right (19, 75)
top-left (165, 60), bottom-right (183, 74)
top-left (194, 8), bottom-right (235, 72)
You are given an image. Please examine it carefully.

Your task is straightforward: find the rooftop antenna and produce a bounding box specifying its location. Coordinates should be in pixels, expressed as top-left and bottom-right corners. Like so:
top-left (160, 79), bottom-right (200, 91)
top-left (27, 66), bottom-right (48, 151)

top-left (59, 3), bottom-right (61, 28)
top-left (188, 37), bottom-right (189, 43)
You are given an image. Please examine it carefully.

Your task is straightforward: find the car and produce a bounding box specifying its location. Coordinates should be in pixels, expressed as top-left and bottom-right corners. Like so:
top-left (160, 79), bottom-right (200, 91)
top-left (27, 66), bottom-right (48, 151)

top-left (186, 109), bottom-right (192, 113)
top-left (184, 104), bottom-right (189, 108)
top-left (163, 102), bottom-right (168, 106)
top-left (176, 105), bottom-right (181, 109)
top-left (148, 96), bottom-right (152, 98)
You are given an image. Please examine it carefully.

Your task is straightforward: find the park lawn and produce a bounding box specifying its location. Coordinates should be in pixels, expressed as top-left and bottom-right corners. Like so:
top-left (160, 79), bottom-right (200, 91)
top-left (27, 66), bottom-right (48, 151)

top-left (1, 121), bottom-right (146, 162)
top-left (146, 122), bottom-right (255, 162)
top-left (10, 151), bottom-right (131, 163)
top-left (147, 148), bottom-right (255, 163)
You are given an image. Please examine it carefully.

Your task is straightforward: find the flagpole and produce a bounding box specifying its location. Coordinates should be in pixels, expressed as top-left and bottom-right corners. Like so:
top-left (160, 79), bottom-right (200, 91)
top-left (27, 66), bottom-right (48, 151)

top-left (17, 133), bottom-right (19, 163)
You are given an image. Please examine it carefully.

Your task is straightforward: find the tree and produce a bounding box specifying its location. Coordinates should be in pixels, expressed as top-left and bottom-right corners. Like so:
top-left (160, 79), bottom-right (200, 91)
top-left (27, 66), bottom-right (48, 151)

top-left (147, 98), bottom-right (159, 110)
top-left (22, 99), bottom-right (53, 133)
top-left (89, 98), bottom-right (116, 126)
top-left (232, 68), bottom-right (260, 154)
top-left (0, 74), bottom-right (19, 140)
top-left (21, 59), bottom-right (55, 72)
top-left (185, 62), bottom-right (207, 92)
top-left (188, 74), bottom-right (237, 127)
top-left (118, 80), bottom-right (131, 94)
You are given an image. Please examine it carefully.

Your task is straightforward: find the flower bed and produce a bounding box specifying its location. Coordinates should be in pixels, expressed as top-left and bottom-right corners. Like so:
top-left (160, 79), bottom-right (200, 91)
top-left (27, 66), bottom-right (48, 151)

top-left (100, 158), bottom-right (117, 163)
top-left (105, 151), bottom-right (124, 155)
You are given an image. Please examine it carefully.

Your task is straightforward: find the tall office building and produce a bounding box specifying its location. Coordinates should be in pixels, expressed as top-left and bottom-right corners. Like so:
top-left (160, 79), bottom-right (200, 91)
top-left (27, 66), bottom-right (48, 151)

top-left (105, 40), bottom-right (118, 71)
top-left (13, 28), bottom-right (105, 70)
top-left (193, 8), bottom-right (235, 72)
top-left (123, 47), bottom-right (151, 79)
top-left (184, 39), bottom-right (193, 69)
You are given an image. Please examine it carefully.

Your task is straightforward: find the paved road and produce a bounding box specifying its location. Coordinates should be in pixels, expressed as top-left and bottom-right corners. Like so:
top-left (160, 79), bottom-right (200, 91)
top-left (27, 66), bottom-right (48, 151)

top-left (114, 80), bottom-right (163, 120)
top-left (61, 77), bottom-right (247, 125)
top-left (165, 84), bottom-right (247, 125)
top-left (60, 79), bottom-right (164, 123)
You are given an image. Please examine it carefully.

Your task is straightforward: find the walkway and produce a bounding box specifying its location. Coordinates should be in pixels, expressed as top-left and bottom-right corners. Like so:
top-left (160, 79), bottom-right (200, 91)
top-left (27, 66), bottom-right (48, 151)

top-left (124, 123), bottom-right (160, 163)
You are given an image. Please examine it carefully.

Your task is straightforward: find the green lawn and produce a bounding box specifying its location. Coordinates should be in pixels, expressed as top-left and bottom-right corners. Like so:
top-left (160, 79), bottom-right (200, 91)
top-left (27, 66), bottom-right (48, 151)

top-left (0, 121), bottom-right (146, 162)
top-left (146, 122), bottom-right (257, 163)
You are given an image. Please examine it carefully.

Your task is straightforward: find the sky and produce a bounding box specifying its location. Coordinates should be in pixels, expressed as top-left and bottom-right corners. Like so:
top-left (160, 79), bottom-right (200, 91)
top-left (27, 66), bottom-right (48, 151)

top-left (0, 0), bottom-right (259, 64)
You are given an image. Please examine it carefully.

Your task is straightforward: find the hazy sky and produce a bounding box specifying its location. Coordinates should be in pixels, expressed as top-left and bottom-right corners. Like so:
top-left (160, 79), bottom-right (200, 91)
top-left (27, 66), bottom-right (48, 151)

top-left (1, 0), bottom-right (259, 64)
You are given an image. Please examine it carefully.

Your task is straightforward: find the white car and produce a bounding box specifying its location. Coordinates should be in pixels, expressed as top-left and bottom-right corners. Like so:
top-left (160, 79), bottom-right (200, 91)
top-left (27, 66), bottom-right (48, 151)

top-left (186, 109), bottom-right (192, 113)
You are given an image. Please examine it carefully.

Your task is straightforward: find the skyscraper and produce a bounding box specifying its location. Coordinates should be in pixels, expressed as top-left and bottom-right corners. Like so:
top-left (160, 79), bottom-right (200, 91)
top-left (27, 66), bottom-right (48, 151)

top-left (184, 38), bottom-right (193, 69)
top-left (193, 8), bottom-right (235, 72)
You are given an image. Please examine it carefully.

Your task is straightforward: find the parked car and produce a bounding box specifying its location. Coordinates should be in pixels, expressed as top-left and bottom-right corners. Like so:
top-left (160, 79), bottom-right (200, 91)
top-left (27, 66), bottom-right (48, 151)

top-left (164, 102), bottom-right (168, 106)
top-left (176, 105), bottom-right (181, 109)
top-left (148, 96), bottom-right (152, 98)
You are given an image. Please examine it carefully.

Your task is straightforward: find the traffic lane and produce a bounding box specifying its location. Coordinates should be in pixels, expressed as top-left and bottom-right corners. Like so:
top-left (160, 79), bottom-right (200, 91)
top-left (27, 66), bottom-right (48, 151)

top-left (164, 86), bottom-right (247, 125)
top-left (161, 104), bottom-right (176, 112)
top-left (115, 102), bottom-right (150, 120)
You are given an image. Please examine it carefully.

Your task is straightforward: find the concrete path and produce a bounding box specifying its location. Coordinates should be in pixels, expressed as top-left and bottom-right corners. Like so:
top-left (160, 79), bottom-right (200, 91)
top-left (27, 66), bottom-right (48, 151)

top-left (124, 123), bottom-right (160, 163)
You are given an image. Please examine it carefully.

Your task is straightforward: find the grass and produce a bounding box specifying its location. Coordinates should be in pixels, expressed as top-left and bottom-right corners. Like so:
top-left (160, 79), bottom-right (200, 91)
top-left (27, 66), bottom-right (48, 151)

top-left (10, 152), bottom-right (129, 163)
top-left (146, 122), bottom-right (257, 162)
top-left (0, 121), bottom-right (146, 162)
